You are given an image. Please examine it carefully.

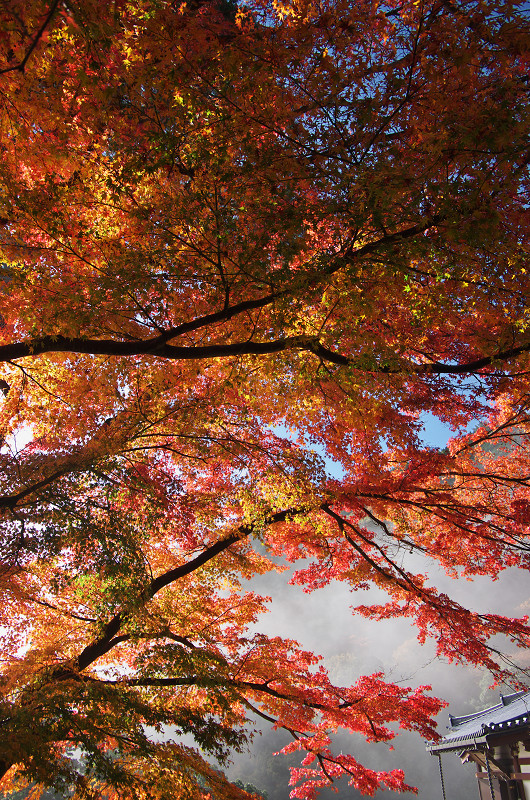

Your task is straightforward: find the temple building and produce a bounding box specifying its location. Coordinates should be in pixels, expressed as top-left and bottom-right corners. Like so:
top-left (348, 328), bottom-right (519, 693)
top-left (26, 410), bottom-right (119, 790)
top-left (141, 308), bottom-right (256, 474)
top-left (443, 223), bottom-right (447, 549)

top-left (428, 690), bottom-right (530, 800)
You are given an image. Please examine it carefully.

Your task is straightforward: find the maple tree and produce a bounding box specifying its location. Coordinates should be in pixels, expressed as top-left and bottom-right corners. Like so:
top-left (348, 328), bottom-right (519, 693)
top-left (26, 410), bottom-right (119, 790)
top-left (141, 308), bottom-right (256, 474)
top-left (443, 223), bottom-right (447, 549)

top-left (0, 0), bottom-right (529, 797)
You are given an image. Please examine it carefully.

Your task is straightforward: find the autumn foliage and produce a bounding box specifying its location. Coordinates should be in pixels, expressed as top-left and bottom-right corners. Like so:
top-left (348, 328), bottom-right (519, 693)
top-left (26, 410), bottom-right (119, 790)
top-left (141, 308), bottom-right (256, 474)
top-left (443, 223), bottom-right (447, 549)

top-left (0, 0), bottom-right (529, 797)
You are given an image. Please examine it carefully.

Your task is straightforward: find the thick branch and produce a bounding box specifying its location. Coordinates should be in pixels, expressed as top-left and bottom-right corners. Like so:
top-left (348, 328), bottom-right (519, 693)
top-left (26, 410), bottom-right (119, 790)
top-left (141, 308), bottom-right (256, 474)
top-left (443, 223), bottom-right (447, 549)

top-left (415, 343), bottom-right (530, 374)
top-left (0, 216), bottom-right (443, 364)
top-left (2, 329), bottom-right (529, 376)
top-left (0, 333), bottom-right (330, 363)
top-left (0, 0), bottom-right (62, 76)
top-left (0, 468), bottom-right (69, 511)
top-left (75, 508), bottom-right (295, 671)
top-left (315, 341), bottom-right (530, 374)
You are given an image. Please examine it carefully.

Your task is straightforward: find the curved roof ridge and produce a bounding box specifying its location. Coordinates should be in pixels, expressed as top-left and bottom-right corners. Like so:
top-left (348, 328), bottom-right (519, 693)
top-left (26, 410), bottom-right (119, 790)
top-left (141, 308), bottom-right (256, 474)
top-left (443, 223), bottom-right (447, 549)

top-left (500, 690), bottom-right (527, 706)
top-left (448, 690), bottom-right (529, 730)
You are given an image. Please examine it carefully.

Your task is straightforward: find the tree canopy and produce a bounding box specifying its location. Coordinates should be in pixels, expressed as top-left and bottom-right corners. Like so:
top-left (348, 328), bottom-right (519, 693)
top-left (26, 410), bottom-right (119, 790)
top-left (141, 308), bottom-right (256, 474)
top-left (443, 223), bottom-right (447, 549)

top-left (0, 0), bottom-right (529, 797)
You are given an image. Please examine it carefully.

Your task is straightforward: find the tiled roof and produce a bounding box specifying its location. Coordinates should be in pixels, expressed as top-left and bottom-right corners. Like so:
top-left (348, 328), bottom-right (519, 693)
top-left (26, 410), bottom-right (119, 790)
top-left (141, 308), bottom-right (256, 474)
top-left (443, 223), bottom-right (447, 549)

top-left (428, 691), bottom-right (530, 753)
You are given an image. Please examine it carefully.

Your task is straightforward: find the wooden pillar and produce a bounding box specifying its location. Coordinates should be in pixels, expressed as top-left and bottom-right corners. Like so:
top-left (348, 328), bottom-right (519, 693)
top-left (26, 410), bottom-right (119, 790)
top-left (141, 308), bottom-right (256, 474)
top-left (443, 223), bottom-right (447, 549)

top-left (511, 746), bottom-right (527, 800)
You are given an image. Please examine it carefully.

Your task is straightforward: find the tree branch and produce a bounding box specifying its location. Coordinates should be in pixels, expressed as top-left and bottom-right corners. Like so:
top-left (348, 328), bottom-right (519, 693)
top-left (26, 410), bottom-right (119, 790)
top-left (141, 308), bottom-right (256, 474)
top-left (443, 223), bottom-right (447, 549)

top-left (0, 216), bottom-right (445, 364)
top-left (0, 468), bottom-right (70, 511)
top-left (75, 508), bottom-right (296, 671)
top-left (0, 0), bottom-right (62, 76)
top-left (2, 328), bottom-right (529, 376)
